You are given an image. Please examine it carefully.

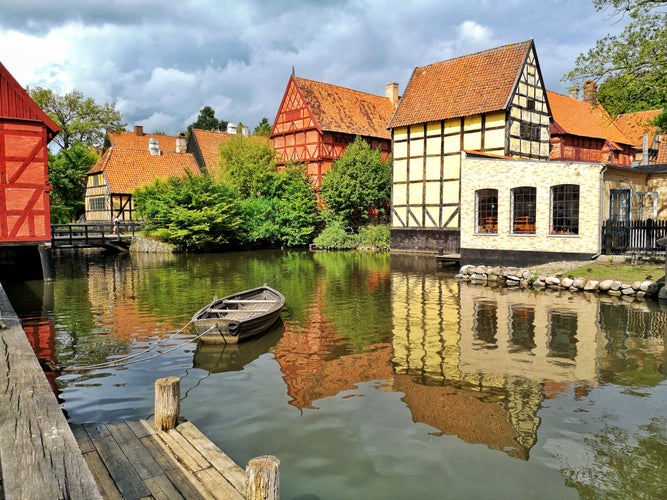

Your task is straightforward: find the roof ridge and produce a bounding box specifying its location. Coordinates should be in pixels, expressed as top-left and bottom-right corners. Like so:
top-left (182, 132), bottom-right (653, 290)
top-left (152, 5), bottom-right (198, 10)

top-left (295, 76), bottom-right (390, 100)
top-left (415, 39), bottom-right (532, 71)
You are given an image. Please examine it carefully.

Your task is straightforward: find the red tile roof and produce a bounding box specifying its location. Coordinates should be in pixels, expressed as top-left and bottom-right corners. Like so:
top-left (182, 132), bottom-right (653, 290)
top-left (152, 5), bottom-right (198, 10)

top-left (89, 148), bottom-right (199, 193)
top-left (388, 40), bottom-right (533, 128)
top-left (547, 90), bottom-right (632, 145)
top-left (108, 130), bottom-right (181, 152)
top-left (613, 109), bottom-right (662, 148)
top-left (189, 128), bottom-right (236, 171)
top-left (293, 76), bottom-right (394, 139)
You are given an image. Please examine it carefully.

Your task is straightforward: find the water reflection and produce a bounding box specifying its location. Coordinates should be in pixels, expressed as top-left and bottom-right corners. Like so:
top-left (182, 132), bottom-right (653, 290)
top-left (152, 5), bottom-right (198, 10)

top-left (390, 268), bottom-right (666, 461)
top-left (5, 250), bottom-right (666, 498)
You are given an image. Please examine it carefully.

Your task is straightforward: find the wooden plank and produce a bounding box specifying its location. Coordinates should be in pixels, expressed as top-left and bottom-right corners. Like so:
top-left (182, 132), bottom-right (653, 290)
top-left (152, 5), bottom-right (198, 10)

top-left (194, 468), bottom-right (244, 500)
top-left (84, 423), bottom-right (151, 499)
top-left (106, 421), bottom-right (163, 479)
top-left (144, 475), bottom-right (185, 500)
top-left (157, 427), bottom-right (211, 472)
top-left (138, 424), bottom-right (214, 500)
top-left (78, 441), bottom-right (124, 500)
top-left (0, 285), bottom-right (101, 500)
top-left (177, 422), bottom-right (245, 492)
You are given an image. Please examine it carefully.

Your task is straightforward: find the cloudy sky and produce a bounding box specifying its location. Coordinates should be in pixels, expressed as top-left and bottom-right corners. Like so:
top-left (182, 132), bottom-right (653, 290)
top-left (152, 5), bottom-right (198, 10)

top-left (0, 0), bottom-right (629, 135)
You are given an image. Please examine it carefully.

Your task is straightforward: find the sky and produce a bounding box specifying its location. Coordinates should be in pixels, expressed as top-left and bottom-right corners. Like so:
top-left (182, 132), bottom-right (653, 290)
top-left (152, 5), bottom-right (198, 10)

top-left (0, 0), bottom-right (630, 136)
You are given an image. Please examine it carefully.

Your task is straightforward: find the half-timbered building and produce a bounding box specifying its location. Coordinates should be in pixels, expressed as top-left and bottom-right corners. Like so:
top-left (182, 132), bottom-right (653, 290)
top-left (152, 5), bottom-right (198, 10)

top-left (84, 128), bottom-right (198, 221)
top-left (270, 75), bottom-right (397, 187)
top-left (547, 85), bottom-right (635, 167)
top-left (0, 61), bottom-right (60, 280)
top-left (387, 40), bottom-right (551, 254)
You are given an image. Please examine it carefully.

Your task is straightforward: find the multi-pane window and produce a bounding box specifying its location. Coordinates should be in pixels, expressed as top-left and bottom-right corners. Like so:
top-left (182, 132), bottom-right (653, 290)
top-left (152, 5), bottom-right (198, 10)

top-left (511, 187), bottom-right (536, 234)
top-left (89, 196), bottom-right (105, 211)
top-left (476, 189), bottom-right (498, 234)
top-left (520, 122), bottom-right (541, 141)
top-left (551, 184), bottom-right (579, 235)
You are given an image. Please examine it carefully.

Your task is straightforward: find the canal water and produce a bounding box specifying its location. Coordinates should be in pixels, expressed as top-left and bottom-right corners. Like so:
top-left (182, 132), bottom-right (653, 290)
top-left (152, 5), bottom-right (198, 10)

top-left (5, 249), bottom-right (667, 499)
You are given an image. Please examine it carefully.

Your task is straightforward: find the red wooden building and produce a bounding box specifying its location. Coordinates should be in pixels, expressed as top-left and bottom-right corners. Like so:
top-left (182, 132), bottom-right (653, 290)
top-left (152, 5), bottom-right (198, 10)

top-left (0, 61), bottom-right (60, 280)
top-left (270, 75), bottom-right (397, 187)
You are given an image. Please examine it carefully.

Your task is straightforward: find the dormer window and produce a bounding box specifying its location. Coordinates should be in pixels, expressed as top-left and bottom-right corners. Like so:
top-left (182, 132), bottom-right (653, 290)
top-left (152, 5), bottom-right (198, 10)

top-left (148, 138), bottom-right (160, 156)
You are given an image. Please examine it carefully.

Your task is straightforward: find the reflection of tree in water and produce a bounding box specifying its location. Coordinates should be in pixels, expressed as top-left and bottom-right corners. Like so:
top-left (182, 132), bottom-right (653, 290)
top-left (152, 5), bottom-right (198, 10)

top-left (562, 418), bottom-right (667, 499)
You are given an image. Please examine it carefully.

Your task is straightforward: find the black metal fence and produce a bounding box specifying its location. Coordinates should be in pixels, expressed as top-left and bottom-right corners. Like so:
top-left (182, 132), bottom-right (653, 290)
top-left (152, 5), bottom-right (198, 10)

top-left (602, 219), bottom-right (667, 255)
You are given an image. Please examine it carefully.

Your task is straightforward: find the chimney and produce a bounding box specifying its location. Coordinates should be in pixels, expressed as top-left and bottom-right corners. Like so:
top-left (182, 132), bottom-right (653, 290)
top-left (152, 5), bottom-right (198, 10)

top-left (176, 133), bottom-right (186, 153)
top-left (148, 137), bottom-right (160, 156)
top-left (385, 82), bottom-right (399, 106)
top-left (134, 125), bottom-right (144, 136)
top-left (568, 86), bottom-right (579, 100)
top-left (583, 80), bottom-right (598, 105)
top-left (226, 122), bottom-right (237, 135)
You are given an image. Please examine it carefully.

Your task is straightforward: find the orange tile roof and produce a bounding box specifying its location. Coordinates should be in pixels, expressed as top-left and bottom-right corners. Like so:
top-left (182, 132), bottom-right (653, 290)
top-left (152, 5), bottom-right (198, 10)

top-left (294, 76), bottom-right (394, 139)
top-left (546, 90), bottom-right (632, 145)
top-left (89, 148), bottom-right (200, 193)
top-left (189, 128), bottom-right (236, 170)
top-left (388, 40), bottom-right (533, 128)
top-left (108, 130), bottom-right (181, 152)
top-left (613, 109), bottom-right (662, 148)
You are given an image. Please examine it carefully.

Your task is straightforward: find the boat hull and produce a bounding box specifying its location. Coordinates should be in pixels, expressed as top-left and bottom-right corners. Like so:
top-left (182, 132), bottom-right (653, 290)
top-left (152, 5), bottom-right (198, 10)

top-left (192, 286), bottom-right (285, 344)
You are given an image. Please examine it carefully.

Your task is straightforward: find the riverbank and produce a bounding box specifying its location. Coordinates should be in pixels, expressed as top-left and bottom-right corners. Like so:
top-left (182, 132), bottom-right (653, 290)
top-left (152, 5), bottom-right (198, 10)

top-left (455, 255), bottom-right (665, 300)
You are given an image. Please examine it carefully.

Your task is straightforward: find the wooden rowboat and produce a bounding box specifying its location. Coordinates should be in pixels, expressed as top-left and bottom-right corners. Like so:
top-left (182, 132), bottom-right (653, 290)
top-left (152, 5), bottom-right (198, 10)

top-left (192, 285), bottom-right (285, 344)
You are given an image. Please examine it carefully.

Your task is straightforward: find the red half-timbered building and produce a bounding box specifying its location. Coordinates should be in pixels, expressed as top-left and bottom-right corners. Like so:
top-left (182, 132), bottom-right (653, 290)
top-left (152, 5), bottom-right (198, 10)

top-left (270, 75), bottom-right (397, 187)
top-left (0, 61), bottom-right (60, 280)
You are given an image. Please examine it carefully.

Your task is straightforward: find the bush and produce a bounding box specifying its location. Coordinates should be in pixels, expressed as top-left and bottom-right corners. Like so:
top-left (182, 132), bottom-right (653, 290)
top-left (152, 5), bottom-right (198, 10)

top-left (313, 221), bottom-right (359, 249)
top-left (357, 224), bottom-right (390, 251)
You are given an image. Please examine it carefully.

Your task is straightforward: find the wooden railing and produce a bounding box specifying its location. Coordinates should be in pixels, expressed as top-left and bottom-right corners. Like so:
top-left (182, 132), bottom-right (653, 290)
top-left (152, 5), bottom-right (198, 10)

top-left (602, 219), bottom-right (667, 255)
top-left (51, 222), bottom-right (142, 249)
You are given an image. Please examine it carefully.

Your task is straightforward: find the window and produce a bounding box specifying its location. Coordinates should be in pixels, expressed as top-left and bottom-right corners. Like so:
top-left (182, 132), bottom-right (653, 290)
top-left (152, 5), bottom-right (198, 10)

top-left (526, 98), bottom-right (536, 111)
top-left (89, 196), bottom-right (105, 211)
top-left (476, 189), bottom-right (498, 233)
top-left (520, 122), bottom-right (541, 141)
top-left (511, 187), bottom-right (536, 234)
top-left (551, 184), bottom-right (579, 235)
top-left (610, 189), bottom-right (630, 222)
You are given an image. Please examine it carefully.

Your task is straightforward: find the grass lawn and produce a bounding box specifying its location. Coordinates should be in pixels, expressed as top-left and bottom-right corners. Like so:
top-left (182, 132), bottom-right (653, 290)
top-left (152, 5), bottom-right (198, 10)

top-left (553, 258), bottom-right (666, 284)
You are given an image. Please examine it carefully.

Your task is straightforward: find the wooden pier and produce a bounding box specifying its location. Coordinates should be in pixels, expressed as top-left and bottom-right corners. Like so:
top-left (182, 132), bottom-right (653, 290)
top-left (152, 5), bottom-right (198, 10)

top-left (0, 284), bottom-right (279, 500)
top-left (73, 419), bottom-right (249, 499)
top-left (51, 222), bottom-right (141, 251)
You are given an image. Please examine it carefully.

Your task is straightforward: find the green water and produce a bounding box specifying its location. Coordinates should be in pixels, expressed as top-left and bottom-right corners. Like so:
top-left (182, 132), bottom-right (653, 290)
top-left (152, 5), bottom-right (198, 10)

top-left (6, 249), bottom-right (667, 499)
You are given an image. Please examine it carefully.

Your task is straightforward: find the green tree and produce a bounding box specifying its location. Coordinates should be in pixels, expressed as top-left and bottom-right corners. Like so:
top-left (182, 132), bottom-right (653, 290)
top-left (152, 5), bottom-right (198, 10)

top-left (253, 117), bottom-right (272, 136)
top-left (563, 7), bottom-right (667, 115)
top-left (49, 143), bottom-right (99, 223)
top-left (189, 105), bottom-right (227, 132)
top-left (30, 87), bottom-right (125, 150)
top-left (319, 136), bottom-right (391, 228)
top-left (133, 172), bottom-right (242, 251)
top-left (218, 135), bottom-right (277, 197)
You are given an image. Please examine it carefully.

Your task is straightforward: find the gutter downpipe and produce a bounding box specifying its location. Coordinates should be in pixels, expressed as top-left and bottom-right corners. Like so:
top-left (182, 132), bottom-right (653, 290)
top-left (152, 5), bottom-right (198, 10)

top-left (598, 164), bottom-right (608, 257)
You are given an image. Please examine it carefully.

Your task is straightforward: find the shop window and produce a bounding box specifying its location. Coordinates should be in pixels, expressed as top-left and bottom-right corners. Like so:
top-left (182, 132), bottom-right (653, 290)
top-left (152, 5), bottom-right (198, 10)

top-left (551, 184), bottom-right (579, 235)
top-left (476, 189), bottom-right (498, 234)
top-left (511, 187), bottom-right (536, 234)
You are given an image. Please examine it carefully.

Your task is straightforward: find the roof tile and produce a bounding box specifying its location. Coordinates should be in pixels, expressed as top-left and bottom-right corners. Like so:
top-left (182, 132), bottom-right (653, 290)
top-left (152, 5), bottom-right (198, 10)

top-left (293, 77), bottom-right (394, 139)
top-left (613, 109), bottom-right (662, 148)
top-left (388, 41), bottom-right (533, 128)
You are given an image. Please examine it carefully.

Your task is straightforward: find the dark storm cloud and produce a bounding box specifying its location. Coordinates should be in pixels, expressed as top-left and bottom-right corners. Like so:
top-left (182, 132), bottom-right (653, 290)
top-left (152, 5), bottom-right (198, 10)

top-left (0, 0), bottom-right (630, 134)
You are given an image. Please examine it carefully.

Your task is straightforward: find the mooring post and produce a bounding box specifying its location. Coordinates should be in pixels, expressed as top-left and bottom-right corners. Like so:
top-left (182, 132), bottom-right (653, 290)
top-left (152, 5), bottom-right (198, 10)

top-left (245, 455), bottom-right (280, 500)
top-left (154, 377), bottom-right (180, 431)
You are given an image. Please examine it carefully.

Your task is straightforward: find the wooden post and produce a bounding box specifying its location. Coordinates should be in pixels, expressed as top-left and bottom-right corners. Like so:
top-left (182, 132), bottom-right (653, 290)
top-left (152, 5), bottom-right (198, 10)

top-left (154, 377), bottom-right (180, 431)
top-left (245, 455), bottom-right (280, 500)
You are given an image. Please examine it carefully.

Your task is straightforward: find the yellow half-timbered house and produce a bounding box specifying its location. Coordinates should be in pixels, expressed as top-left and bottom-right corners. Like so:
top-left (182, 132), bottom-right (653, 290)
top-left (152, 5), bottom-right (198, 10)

top-left (387, 40), bottom-right (551, 253)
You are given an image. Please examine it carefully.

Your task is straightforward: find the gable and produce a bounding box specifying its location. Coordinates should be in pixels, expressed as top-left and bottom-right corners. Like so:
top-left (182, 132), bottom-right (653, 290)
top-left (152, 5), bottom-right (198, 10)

top-left (272, 75), bottom-right (393, 140)
top-left (389, 40), bottom-right (534, 128)
top-left (0, 61), bottom-right (60, 139)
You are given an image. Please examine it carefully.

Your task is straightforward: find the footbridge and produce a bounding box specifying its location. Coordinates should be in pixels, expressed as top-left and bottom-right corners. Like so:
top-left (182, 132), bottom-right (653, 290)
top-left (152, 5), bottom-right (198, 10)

top-left (51, 222), bottom-right (142, 251)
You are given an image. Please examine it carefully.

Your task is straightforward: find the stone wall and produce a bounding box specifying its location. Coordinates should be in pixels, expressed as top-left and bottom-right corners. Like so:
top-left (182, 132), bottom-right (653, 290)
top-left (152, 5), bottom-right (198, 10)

top-left (130, 234), bottom-right (177, 253)
top-left (390, 227), bottom-right (460, 254)
top-left (455, 264), bottom-right (661, 300)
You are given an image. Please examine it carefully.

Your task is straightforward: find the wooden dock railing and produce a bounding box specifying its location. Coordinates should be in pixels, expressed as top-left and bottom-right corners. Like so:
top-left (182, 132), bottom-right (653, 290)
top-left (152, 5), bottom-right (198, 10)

top-left (51, 221), bottom-right (142, 249)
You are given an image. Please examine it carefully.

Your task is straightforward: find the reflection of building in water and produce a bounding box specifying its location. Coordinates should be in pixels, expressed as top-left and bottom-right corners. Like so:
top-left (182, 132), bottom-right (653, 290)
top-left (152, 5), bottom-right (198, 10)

top-left (274, 281), bottom-right (394, 409)
top-left (391, 273), bottom-right (667, 460)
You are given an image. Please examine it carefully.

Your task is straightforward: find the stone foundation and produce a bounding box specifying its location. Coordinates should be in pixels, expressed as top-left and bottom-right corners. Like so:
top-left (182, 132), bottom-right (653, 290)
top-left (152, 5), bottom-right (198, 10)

top-left (390, 228), bottom-right (460, 254)
top-left (130, 234), bottom-right (177, 253)
top-left (455, 264), bottom-right (662, 300)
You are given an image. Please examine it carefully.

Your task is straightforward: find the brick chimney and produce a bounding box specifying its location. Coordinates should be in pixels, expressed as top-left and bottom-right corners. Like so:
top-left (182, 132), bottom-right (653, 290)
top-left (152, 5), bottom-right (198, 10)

top-left (583, 80), bottom-right (598, 105)
top-left (385, 82), bottom-right (399, 106)
top-left (176, 133), bottom-right (186, 153)
top-left (134, 125), bottom-right (144, 136)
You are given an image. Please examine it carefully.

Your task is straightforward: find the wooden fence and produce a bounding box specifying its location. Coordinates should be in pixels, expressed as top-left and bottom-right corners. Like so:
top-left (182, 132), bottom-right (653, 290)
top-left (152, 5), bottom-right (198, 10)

top-left (602, 219), bottom-right (667, 255)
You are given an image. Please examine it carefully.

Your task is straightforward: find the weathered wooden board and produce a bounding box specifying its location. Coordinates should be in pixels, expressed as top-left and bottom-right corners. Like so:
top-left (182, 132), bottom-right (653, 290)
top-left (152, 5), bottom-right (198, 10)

top-left (0, 285), bottom-right (101, 500)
